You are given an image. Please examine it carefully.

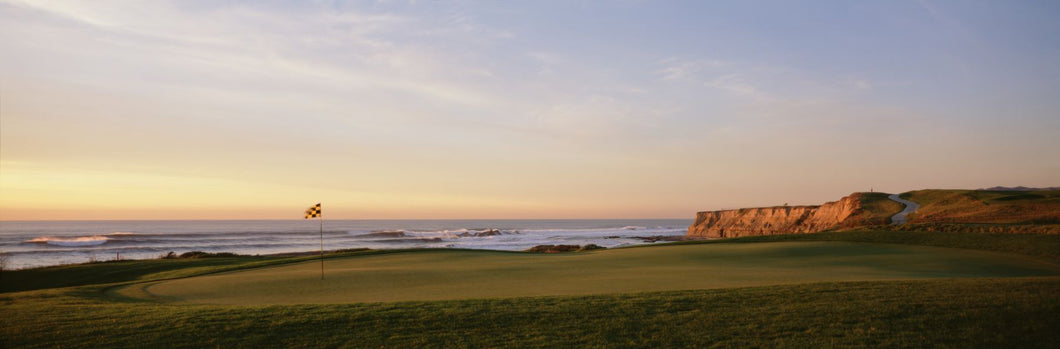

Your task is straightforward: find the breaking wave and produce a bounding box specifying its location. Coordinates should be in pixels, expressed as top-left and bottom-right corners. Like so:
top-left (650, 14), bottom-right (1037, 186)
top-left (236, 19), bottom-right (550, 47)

top-left (26, 235), bottom-right (110, 247)
top-left (351, 231), bottom-right (407, 238)
top-left (4, 219), bottom-right (692, 269)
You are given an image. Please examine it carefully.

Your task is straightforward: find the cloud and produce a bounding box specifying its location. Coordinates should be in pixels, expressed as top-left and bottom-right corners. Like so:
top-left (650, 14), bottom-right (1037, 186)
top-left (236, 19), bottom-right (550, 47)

top-left (656, 58), bottom-right (729, 81)
top-left (2, 0), bottom-right (116, 27)
top-left (2, 0), bottom-right (493, 108)
top-left (528, 51), bottom-right (563, 65)
top-left (704, 74), bottom-right (762, 97)
top-left (494, 30), bottom-right (516, 39)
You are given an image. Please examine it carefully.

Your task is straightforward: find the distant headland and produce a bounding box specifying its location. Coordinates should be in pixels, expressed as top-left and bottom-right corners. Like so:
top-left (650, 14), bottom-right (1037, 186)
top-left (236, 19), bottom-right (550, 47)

top-left (687, 188), bottom-right (1060, 238)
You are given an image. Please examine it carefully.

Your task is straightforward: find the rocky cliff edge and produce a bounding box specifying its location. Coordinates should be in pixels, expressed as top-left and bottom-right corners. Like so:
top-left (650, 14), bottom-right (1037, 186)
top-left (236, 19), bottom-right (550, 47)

top-left (687, 193), bottom-right (876, 238)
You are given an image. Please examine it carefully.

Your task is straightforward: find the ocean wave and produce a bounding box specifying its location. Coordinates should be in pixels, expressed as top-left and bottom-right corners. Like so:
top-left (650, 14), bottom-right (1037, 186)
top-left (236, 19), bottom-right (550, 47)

top-left (353, 227), bottom-right (680, 242)
top-left (351, 231), bottom-right (407, 238)
top-left (349, 228), bottom-right (513, 241)
top-left (26, 235), bottom-right (110, 247)
top-left (456, 228), bottom-right (505, 237)
top-left (375, 237), bottom-right (445, 244)
top-left (365, 228), bottom-right (512, 239)
top-left (105, 232), bottom-right (138, 236)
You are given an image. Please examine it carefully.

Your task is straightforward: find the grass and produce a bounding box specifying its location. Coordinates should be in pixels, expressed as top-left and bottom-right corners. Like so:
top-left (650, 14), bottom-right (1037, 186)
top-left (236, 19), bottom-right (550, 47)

top-left (1, 256), bottom-right (276, 293)
top-left (0, 248), bottom-right (437, 294)
top-left (845, 192), bottom-right (906, 225)
top-left (902, 189), bottom-right (1060, 224)
top-left (2, 278), bottom-right (1057, 348)
top-left (3, 230), bottom-right (1060, 347)
top-left (119, 241), bottom-right (1059, 304)
top-left (664, 229), bottom-right (1060, 261)
top-left (0, 253), bottom-right (333, 294)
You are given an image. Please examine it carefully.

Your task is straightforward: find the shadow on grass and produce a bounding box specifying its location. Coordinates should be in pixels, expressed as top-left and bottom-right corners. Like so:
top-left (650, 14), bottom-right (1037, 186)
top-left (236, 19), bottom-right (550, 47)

top-left (1, 248), bottom-right (529, 294)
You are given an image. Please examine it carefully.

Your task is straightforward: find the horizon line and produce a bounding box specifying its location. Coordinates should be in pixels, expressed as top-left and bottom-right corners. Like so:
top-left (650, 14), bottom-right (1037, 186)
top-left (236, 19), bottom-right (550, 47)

top-left (0, 217), bottom-right (694, 222)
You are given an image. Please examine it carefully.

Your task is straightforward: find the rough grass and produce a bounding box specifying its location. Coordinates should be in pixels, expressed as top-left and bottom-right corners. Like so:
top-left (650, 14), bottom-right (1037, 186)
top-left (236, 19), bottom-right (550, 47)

top-left (0, 249), bottom-right (439, 294)
top-left (902, 189), bottom-right (1060, 224)
top-left (871, 222), bottom-right (1060, 235)
top-left (665, 229), bottom-right (1060, 262)
top-left (0, 254), bottom-right (328, 294)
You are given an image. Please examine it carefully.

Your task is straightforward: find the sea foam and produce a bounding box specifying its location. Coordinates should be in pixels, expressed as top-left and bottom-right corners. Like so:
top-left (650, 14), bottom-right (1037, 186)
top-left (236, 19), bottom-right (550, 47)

top-left (27, 235), bottom-right (110, 247)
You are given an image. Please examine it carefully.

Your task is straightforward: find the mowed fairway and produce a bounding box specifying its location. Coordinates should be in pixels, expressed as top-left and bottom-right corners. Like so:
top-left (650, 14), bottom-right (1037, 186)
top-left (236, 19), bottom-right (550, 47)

top-left (121, 241), bottom-right (1060, 304)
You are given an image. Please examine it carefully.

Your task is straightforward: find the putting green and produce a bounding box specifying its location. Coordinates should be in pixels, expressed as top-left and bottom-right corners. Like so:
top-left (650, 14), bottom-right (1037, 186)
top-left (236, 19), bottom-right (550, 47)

top-left (118, 242), bottom-right (1060, 304)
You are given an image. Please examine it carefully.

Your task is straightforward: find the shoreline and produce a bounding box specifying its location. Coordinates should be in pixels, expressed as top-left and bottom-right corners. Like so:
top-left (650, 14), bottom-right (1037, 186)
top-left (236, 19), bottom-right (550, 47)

top-left (7, 235), bottom-right (709, 271)
top-left (1, 219), bottom-right (695, 269)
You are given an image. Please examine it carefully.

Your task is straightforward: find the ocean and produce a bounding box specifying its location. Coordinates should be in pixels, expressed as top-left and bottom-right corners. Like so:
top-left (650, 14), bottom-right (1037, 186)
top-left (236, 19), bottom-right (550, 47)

top-left (0, 219), bottom-right (692, 270)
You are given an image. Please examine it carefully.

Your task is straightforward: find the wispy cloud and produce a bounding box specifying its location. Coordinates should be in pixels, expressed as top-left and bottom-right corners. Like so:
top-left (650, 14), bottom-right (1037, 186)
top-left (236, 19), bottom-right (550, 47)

top-left (2, 0), bottom-right (494, 108)
top-left (703, 74), bottom-right (763, 99)
top-left (656, 58), bottom-right (729, 82)
top-left (3, 0), bottom-right (117, 27)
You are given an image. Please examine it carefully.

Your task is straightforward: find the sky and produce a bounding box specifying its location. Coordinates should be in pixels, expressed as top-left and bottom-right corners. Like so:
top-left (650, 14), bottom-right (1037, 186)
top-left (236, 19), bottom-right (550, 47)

top-left (1, 0), bottom-right (1058, 220)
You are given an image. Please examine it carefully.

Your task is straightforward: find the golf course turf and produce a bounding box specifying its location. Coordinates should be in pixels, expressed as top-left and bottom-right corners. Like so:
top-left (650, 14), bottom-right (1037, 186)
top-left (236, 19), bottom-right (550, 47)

top-left (3, 230), bottom-right (1060, 347)
top-left (121, 241), bottom-right (1060, 304)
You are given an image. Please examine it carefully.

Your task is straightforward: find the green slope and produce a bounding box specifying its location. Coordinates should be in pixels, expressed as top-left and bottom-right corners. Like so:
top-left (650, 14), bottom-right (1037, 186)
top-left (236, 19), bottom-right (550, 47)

top-left (121, 241), bottom-right (1060, 304)
top-left (845, 192), bottom-right (906, 225)
top-left (903, 189), bottom-right (1060, 224)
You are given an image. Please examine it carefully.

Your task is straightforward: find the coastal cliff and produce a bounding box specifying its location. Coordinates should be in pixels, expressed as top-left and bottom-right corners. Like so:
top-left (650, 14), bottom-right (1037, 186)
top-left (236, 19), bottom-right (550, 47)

top-left (687, 193), bottom-right (882, 238)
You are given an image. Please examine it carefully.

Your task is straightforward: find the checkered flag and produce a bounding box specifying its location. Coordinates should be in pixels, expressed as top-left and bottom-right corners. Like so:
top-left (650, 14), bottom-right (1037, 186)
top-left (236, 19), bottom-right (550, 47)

top-left (305, 203), bottom-right (325, 279)
top-left (304, 203), bottom-right (321, 219)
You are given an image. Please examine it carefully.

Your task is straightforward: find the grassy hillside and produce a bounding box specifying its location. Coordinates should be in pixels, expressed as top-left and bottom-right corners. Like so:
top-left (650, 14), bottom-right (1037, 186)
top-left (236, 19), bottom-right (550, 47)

top-left (0, 249), bottom-right (447, 294)
top-left (1, 256), bottom-right (282, 293)
top-left (902, 189), bottom-right (1060, 224)
top-left (844, 192), bottom-right (906, 226)
top-left (669, 229), bottom-right (1060, 261)
top-left (0, 252), bottom-right (341, 294)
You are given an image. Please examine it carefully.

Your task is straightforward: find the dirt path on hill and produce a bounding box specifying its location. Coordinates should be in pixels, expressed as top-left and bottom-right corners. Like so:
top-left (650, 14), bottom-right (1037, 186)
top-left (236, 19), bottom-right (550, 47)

top-left (888, 194), bottom-right (920, 224)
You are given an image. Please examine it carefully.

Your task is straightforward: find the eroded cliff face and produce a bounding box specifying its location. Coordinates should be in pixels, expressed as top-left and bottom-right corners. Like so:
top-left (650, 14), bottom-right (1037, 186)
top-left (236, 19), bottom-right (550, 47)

top-left (687, 193), bottom-right (865, 238)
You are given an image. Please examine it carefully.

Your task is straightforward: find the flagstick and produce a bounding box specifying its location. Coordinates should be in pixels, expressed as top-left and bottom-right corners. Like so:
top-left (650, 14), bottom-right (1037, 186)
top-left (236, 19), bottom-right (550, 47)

top-left (319, 208), bottom-right (324, 280)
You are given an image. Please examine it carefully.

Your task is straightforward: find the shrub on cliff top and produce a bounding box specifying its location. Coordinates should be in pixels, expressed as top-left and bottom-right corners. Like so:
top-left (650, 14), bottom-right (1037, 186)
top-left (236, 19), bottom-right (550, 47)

top-left (579, 244), bottom-right (606, 251)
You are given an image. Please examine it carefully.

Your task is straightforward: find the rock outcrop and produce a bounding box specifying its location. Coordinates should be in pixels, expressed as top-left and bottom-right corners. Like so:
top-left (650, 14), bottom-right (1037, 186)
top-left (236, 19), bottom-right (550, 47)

top-left (687, 193), bottom-right (866, 238)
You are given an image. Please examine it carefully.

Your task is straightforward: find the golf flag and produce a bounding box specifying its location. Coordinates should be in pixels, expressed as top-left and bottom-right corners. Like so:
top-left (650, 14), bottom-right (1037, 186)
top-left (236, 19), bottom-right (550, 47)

top-left (304, 203), bottom-right (325, 279)
top-left (305, 203), bottom-right (321, 219)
